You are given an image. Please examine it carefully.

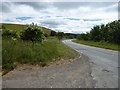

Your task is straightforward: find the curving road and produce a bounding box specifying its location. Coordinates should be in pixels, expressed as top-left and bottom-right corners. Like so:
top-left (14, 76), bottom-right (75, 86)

top-left (62, 40), bottom-right (119, 88)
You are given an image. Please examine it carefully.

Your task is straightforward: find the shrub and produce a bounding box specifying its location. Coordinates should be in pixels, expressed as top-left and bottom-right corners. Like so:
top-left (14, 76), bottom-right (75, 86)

top-left (2, 29), bottom-right (19, 39)
top-left (21, 23), bottom-right (45, 43)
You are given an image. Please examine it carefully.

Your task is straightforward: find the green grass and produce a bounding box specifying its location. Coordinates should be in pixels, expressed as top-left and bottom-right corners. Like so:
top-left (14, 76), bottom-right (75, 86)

top-left (73, 40), bottom-right (120, 51)
top-left (0, 23), bottom-right (53, 36)
top-left (2, 37), bottom-right (78, 74)
top-left (0, 23), bottom-right (26, 31)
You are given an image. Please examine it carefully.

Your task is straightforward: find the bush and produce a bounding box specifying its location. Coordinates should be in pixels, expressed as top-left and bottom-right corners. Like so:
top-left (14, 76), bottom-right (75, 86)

top-left (2, 29), bottom-right (19, 39)
top-left (21, 23), bottom-right (45, 43)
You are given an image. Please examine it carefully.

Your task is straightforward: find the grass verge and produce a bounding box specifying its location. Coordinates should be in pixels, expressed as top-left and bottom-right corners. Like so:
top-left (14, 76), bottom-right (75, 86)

top-left (2, 37), bottom-right (78, 74)
top-left (73, 40), bottom-right (120, 51)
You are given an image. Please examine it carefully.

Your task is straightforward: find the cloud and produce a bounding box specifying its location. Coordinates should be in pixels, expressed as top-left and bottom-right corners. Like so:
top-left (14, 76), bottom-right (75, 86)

top-left (53, 2), bottom-right (83, 10)
top-left (53, 2), bottom-right (116, 10)
top-left (40, 19), bottom-right (65, 28)
top-left (14, 2), bottom-right (52, 10)
top-left (1, 2), bottom-right (12, 13)
top-left (1, 1), bottom-right (118, 34)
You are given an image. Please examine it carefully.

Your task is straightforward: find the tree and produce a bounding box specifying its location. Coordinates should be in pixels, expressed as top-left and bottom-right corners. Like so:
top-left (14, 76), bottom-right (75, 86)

top-left (21, 23), bottom-right (45, 43)
top-left (57, 32), bottom-right (64, 40)
top-left (50, 30), bottom-right (56, 36)
top-left (90, 25), bottom-right (101, 41)
top-left (76, 20), bottom-right (120, 44)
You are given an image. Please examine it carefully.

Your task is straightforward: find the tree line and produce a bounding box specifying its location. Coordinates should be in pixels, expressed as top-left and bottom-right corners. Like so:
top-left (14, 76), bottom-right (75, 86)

top-left (2, 20), bottom-right (119, 44)
top-left (77, 20), bottom-right (120, 44)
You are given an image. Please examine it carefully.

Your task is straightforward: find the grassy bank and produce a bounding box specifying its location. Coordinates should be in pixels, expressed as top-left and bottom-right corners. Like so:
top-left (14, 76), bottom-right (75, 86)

top-left (2, 37), bottom-right (78, 74)
top-left (73, 40), bottom-right (119, 51)
top-left (0, 23), bottom-right (54, 36)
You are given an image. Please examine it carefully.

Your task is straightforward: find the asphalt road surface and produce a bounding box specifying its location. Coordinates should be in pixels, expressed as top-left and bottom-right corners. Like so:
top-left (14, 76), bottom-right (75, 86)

top-left (62, 40), bottom-right (119, 88)
top-left (2, 40), bottom-right (119, 88)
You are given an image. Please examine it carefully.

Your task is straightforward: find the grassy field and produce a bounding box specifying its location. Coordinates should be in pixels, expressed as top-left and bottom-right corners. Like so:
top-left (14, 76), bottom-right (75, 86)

top-left (0, 23), bottom-right (53, 36)
top-left (73, 40), bottom-right (120, 51)
top-left (2, 37), bottom-right (78, 74)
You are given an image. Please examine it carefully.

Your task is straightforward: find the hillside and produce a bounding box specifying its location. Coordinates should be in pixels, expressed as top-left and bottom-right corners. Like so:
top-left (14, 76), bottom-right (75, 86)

top-left (0, 23), bottom-right (55, 36)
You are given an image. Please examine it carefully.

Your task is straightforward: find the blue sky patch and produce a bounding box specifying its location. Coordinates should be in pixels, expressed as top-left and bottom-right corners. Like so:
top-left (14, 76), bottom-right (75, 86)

top-left (83, 19), bottom-right (102, 21)
top-left (64, 18), bottom-right (80, 21)
top-left (16, 17), bottom-right (32, 20)
top-left (63, 18), bottom-right (101, 21)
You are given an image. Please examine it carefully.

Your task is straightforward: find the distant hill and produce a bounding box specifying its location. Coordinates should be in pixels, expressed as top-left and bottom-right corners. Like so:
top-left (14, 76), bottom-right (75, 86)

top-left (0, 23), bottom-right (55, 36)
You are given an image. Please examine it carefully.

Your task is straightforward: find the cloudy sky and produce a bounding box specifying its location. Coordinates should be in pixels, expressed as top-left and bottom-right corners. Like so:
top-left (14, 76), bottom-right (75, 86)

top-left (1, 0), bottom-right (119, 33)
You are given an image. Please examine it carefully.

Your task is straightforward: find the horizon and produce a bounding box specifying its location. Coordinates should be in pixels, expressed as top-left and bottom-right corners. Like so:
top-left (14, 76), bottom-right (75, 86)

top-left (1, 19), bottom-right (118, 34)
top-left (1, 1), bottom-right (119, 34)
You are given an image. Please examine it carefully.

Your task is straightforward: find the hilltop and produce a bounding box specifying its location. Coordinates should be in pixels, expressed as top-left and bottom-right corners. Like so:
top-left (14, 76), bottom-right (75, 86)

top-left (0, 23), bottom-right (55, 36)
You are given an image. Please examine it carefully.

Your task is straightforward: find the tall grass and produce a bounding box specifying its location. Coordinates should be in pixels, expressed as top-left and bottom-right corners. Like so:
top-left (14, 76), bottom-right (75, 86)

top-left (2, 37), bottom-right (78, 73)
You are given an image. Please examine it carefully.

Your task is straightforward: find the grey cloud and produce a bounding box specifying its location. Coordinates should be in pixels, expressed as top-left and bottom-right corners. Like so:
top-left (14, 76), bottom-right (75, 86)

top-left (100, 3), bottom-right (118, 13)
top-left (53, 2), bottom-right (82, 9)
top-left (40, 20), bottom-right (63, 28)
top-left (53, 2), bottom-right (116, 10)
top-left (14, 2), bottom-right (52, 10)
top-left (1, 2), bottom-right (12, 13)
top-left (1, 2), bottom-right (117, 13)
top-left (105, 5), bottom-right (118, 12)
top-left (87, 2), bottom-right (116, 8)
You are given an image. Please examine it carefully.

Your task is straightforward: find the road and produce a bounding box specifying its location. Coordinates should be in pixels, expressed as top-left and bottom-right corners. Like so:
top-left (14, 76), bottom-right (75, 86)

top-left (2, 40), bottom-right (119, 88)
top-left (62, 40), bottom-right (119, 88)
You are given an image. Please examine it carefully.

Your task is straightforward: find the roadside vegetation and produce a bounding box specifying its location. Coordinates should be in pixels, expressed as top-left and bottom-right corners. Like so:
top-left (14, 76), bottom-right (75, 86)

top-left (2, 23), bottom-right (78, 74)
top-left (73, 40), bottom-right (119, 51)
top-left (75, 20), bottom-right (120, 51)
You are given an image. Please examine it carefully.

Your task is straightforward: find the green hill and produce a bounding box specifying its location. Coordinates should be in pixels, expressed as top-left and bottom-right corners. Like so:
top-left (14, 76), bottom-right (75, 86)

top-left (0, 23), bottom-right (55, 36)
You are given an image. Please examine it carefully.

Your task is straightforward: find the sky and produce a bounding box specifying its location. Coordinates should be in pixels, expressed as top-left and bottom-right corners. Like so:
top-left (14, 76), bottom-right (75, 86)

top-left (1, 0), bottom-right (119, 34)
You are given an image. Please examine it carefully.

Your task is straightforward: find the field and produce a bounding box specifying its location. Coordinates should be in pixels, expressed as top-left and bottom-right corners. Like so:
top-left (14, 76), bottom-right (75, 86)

top-left (73, 40), bottom-right (119, 51)
top-left (0, 23), bottom-right (53, 36)
top-left (2, 37), bottom-right (78, 74)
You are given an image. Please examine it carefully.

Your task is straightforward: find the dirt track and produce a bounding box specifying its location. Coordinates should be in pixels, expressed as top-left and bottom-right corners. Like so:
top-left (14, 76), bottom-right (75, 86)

top-left (3, 54), bottom-right (94, 88)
